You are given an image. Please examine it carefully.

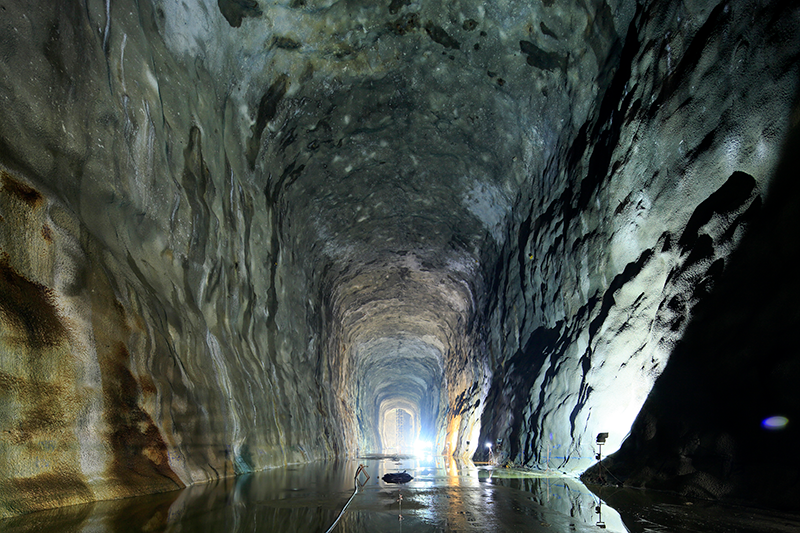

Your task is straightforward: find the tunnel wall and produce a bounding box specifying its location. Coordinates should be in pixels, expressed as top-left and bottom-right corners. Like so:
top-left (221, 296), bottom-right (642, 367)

top-left (0, 0), bottom-right (341, 518)
top-left (583, 112), bottom-right (800, 509)
top-left (1, 0), bottom-right (798, 519)
top-left (476, 0), bottom-right (800, 483)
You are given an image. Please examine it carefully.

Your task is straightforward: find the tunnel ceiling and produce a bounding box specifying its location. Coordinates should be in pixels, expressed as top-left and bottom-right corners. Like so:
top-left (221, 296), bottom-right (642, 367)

top-left (190, 0), bottom-right (630, 452)
top-left (1, 0), bottom-right (799, 518)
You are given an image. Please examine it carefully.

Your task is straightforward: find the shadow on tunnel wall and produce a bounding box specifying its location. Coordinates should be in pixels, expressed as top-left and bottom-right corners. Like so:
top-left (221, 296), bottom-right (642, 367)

top-left (583, 81), bottom-right (800, 512)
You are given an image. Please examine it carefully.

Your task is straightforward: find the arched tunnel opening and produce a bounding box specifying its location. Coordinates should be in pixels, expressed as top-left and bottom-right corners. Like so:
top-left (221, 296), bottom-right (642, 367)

top-left (329, 257), bottom-right (479, 459)
top-left (0, 0), bottom-right (799, 530)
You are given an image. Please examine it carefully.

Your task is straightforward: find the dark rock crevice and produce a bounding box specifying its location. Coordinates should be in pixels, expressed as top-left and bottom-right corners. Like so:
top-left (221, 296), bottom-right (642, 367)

top-left (217, 0), bottom-right (263, 28)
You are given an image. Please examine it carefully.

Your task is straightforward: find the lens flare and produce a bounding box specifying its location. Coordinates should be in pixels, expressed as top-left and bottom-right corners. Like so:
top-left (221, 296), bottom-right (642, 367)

top-left (761, 416), bottom-right (789, 430)
top-left (414, 440), bottom-right (432, 455)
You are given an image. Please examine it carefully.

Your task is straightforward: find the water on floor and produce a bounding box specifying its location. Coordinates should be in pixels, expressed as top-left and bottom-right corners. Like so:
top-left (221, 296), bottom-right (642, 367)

top-left (0, 456), bottom-right (620, 532)
top-left (2, 456), bottom-right (798, 532)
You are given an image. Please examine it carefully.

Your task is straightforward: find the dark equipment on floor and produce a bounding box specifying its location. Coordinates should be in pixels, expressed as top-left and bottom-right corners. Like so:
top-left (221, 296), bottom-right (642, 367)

top-left (382, 471), bottom-right (413, 484)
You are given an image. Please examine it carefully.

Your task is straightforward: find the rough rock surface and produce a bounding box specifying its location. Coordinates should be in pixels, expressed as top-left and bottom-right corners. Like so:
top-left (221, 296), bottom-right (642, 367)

top-left (582, 117), bottom-right (800, 510)
top-left (0, 0), bottom-right (797, 519)
top-left (476, 0), bottom-right (800, 474)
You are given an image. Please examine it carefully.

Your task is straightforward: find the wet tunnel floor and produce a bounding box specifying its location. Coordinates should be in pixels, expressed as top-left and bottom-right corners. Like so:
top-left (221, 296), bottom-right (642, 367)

top-left (2, 456), bottom-right (799, 532)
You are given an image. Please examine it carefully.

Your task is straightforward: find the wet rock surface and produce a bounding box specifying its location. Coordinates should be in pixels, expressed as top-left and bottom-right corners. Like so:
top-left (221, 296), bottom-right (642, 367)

top-left (2, 459), bottom-right (799, 532)
top-left (0, 459), bottom-right (631, 532)
top-left (0, 0), bottom-right (798, 520)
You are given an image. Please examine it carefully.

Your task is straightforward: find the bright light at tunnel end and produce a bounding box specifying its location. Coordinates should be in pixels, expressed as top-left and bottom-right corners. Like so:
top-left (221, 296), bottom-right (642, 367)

top-left (413, 440), bottom-right (433, 456)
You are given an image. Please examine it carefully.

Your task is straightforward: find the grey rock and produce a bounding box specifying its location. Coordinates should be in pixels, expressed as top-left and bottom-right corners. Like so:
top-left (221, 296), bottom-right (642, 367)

top-left (0, 0), bottom-right (797, 519)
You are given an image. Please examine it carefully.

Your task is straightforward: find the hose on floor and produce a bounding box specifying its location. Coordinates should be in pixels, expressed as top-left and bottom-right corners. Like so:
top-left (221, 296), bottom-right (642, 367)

top-left (324, 464), bottom-right (369, 533)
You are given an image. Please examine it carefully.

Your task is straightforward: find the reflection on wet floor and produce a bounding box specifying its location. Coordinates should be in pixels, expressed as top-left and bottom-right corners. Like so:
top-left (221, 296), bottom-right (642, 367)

top-left (1, 457), bottom-right (798, 532)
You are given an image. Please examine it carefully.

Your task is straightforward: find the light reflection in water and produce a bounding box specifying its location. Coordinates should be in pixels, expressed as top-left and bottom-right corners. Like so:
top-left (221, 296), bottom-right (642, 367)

top-left (0, 457), bottom-right (627, 532)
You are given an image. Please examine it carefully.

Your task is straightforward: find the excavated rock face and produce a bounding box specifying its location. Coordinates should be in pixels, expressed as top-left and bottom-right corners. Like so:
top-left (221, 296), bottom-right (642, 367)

top-left (0, 0), bottom-right (797, 518)
top-left (581, 117), bottom-right (800, 510)
top-left (476, 0), bottom-right (800, 509)
top-left (477, 0), bottom-right (799, 473)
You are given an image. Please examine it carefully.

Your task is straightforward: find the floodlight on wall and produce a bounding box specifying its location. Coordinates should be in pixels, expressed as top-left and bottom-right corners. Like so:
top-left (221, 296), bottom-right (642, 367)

top-left (595, 504), bottom-right (606, 529)
top-left (595, 432), bottom-right (608, 483)
top-left (595, 432), bottom-right (608, 460)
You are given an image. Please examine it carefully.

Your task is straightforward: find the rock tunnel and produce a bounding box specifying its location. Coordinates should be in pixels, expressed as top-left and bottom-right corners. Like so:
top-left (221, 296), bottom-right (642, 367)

top-left (0, 0), bottom-right (799, 520)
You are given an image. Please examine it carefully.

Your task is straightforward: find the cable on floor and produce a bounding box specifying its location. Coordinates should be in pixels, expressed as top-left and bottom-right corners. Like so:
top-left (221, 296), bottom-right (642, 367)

top-left (324, 464), bottom-right (370, 533)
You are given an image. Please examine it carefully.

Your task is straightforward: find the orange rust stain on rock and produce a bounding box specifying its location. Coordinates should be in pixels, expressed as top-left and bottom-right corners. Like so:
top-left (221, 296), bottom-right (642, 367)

top-left (0, 492), bottom-right (93, 529)
top-left (101, 342), bottom-right (184, 491)
top-left (111, 298), bottom-right (127, 319)
top-left (41, 224), bottom-right (53, 242)
top-left (0, 170), bottom-right (43, 208)
top-left (20, 380), bottom-right (76, 425)
top-left (0, 256), bottom-right (67, 349)
top-left (0, 369), bottom-right (26, 393)
top-left (9, 472), bottom-right (93, 510)
top-left (11, 398), bottom-right (71, 445)
top-left (140, 374), bottom-right (158, 395)
top-left (86, 253), bottom-right (184, 495)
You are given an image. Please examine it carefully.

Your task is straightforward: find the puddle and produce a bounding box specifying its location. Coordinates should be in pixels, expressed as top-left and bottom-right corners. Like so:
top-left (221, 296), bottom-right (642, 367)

top-left (2, 457), bottom-right (797, 532)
